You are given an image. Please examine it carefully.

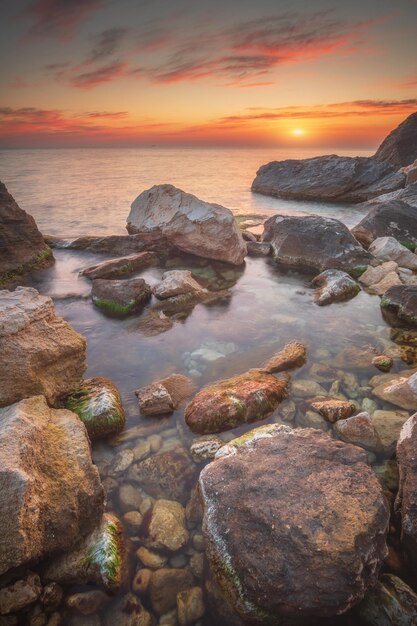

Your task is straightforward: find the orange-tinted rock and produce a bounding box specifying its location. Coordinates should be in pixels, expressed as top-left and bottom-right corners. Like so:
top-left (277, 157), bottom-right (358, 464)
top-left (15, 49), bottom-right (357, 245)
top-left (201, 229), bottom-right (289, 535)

top-left (334, 411), bottom-right (383, 453)
top-left (262, 341), bottom-right (306, 373)
top-left (396, 414), bottom-right (417, 574)
top-left (306, 396), bottom-right (357, 423)
top-left (199, 425), bottom-right (389, 625)
top-left (185, 369), bottom-right (289, 434)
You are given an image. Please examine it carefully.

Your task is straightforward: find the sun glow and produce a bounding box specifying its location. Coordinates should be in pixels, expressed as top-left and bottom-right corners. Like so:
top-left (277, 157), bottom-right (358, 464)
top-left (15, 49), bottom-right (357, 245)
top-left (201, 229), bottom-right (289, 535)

top-left (290, 128), bottom-right (305, 136)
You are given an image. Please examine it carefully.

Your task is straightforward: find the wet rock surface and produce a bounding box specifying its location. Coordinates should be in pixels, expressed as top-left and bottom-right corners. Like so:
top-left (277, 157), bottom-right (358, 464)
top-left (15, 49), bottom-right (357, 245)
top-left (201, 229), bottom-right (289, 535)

top-left (185, 368), bottom-right (289, 434)
top-left (0, 287), bottom-right (86, 408)
top-left (252, 154), bottom-right (405, 203)
top-left (80, 252), bottom-right (155, 280)
top-left (396, 414), bottom-right (417, 574)
top-left (127, 184), bottom-right (246, 265)
top-left (312, 269), bottom-right (360, 305)
top-left (91, 277), bottom-right (152, 316)
top-left (0, 396), bottom-right (104, 576)
top-left (262, 214), bottom-right (372, 275)
top-left (153, 270), bottom-right (207, 300)
top-left (369, 237), bottom-right (417, 270)
top-left (0, 181), bottom-right (53, 284)
top-left (381, 285), bottom-right (417, 328)
top-left (199, 425), bottom-right (389, 625)
top-left (356, 573), bottom-right (417, 626)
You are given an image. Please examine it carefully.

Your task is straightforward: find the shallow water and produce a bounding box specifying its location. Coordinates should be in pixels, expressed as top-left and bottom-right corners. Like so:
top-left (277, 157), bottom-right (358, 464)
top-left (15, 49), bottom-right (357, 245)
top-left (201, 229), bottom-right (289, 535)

top-left (1, 147), bottom-right (413, 625)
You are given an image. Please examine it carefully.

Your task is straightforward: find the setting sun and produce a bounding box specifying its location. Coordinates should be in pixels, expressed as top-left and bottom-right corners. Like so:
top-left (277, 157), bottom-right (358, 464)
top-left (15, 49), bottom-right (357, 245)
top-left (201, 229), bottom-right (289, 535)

top-left (291, 128), bottom-right (305, 137)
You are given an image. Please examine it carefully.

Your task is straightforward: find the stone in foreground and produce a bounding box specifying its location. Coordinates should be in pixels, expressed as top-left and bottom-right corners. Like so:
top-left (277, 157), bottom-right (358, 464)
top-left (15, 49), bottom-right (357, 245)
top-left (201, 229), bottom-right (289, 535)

top-left (91, 277), bottom-right (151, 316)
top-left (381, 285), bottom-right (417, 328)
top-left (135, 373), bottom-right (196, 416)
top-left (356, 574), bottom-right (417, 626)
top-left (374, 111), bottom-right (417, 167)
top-left (66, 377), bottom-right (125, 440)
top-left (312, 269), bottom-right (360, 305)
top-left (0, 181), bottom-right (53, 284)
top-left (262, 214), bottom-right (372, 275)
top-left (262, 341), bottom-right (306, 373)
top-left (44, 513), bottom-right (125, 591)
top-left (252, 155), bottom-right (405, 203)
top-left (372, 370), bottom-right (417, 410)
top-left (396, 414), bottom-right (417, 574)
top-left (351, 200), bottom-right (417, 248)
top-left (334, 411), bottom-right (383, 453)
top-left (0, 573), bottom-right (42, 615)
top-left (126, 184), bottom-right (246, 265)
top-left (185, 369), bottom-right (289, 434)
top-left (81, 251), bottom-right (155, 280)
top-left (200, 425), bottom-right (389, 625)
top-left (0, 396), bottom-right (104, 576)
top-left (0, 287), bottom-right (86, 408)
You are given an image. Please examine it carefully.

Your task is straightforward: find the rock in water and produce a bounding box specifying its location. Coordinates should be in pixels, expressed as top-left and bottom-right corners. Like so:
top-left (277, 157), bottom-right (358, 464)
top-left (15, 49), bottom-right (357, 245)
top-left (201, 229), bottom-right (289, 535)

top-left (356, 574), bottom-right (417, 626)
top-left (66, 377), bottom-right (125, 440)
top-left (334, 412), bottom-right (383, 453)
top-left (0, 181), bottom-right (53, 284)
top-left (185, 369), bottom-right (289, 434)
top-left (135, 373), bottom-right (196, 416)
top-left (0, 396), bottom-right (104, 576)
top-left (0, 287), bottom-right (86, 408)
top-left (199, 425), bottom-right (389, 625)
top-left (396, 414), bottom-right (417, 573)
top-left (262, 341), bottom-right (306, 373)
top-left (251, 155), bottom-right (405, 203)
top-left (91, 277), bottom-right (151, 316)
top-left (380, 285), bottom-right (417, 328)
top-left (351, 200), bottom-right (417, 248)
top-left (374, 111), bottom-right (417, 167)
top-left (126, 184), bottom-right (246, 265)
top-left (372, 370), bottom-right (417, 411)
top-left (81, 252), bottom-right (155, 280)
top-left (261, 214), bottom-right (372, 275)
top-left (312, 269), bottom-right (360, 305)
top-left (153, 270), bottom-right (208, 300)
top-left (145, 499), bottom-right (189, 553)
top-left (44, 513), bottom-right (125, 591)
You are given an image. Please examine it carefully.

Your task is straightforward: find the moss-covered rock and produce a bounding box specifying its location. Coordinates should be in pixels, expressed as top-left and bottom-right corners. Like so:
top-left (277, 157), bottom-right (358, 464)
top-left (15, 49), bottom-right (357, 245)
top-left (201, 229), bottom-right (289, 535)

top-left (44, 513), bottom-right (125, 591)
top-left (66, 377), bottom-right (125, 440)
top-left (91, 277), bottom-right (151, 317)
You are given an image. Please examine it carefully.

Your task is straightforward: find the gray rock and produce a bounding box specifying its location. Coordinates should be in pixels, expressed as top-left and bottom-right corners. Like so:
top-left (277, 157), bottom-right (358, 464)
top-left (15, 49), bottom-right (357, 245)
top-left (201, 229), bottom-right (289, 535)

top-left (369, 237), bottom-right (417, 270)
top-left (246, 241), bottom-right (271, 257)
top-left (312, 269), bottom-right (360, 305)
top-left (351, 200), bottom-right (417, 248)
top-left (262, 214), bottom-right (372, 275)
top-left (374, 111), bottom-right (417, 167)
top-left (0, 574), bottom-right (42, 615)
top-left (252, 155), bottom-right (405, 203)
top-left (127, 184), bottom-right (246, 265)
top-left (91, 277), bottom-right (151, 316)
top-left (153, 270), bottom-right (207, 300)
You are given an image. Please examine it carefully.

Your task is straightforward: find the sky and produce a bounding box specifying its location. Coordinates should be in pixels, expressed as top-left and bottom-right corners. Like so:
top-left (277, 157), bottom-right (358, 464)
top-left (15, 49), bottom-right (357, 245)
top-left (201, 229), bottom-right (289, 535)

top-left (0, 0), bottom-right (416, 149)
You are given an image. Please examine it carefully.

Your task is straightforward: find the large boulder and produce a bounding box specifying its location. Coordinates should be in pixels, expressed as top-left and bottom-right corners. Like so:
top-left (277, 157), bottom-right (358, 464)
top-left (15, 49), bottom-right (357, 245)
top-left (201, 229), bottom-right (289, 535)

top-left (251, 155), bottom-right (405, 203)
top-left (380, 285), bottom-right (417, 328)
top-left (351, 200), bottom-right (417, 248)
top-left (0, 287), bottom-right (86, 408)
top-left (199, 425), bottom-right (389, 625)
top-left (185, 369), bottom-right (289, 434)
top-left (374, 111), bottom-right (417, 168)
top-left (126, 184), bottom-right (246, 265)
top-left (0, 396), bottom-right (104, 576)
top-left (396, 414), bottom-right (417, 574)
top-left (261, 214), bottom-right (372, 275)
top-left (0, 181), bottom-right (53, 284)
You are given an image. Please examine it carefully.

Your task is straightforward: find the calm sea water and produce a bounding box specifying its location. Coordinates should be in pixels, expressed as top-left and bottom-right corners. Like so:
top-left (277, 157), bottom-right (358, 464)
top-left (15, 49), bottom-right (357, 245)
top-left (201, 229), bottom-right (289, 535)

top-left (1, 148), bottom-right (404, 626)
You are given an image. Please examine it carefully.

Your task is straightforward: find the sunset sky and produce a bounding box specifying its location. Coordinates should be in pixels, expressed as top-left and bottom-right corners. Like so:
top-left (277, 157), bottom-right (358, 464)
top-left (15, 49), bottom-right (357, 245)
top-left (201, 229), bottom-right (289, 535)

top-left (1, 0), bottom-right (416, 148)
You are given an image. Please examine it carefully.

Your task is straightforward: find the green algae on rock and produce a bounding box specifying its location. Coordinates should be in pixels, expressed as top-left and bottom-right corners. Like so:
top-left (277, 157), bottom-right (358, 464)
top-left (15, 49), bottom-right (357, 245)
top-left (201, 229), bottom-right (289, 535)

top-left (185, 368), bottom-right (289, 434)
top-left (44, 513), bottom-right (125, 591)
top-left (91, 277), bottom-right (151, 317)
top-left (66, 377), bottom-right (125, 440)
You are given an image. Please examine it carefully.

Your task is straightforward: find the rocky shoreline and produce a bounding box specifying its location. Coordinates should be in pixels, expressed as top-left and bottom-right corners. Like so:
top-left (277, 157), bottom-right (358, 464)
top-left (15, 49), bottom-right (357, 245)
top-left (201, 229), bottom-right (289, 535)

top-left (1, 112), bottom-right (417, 626)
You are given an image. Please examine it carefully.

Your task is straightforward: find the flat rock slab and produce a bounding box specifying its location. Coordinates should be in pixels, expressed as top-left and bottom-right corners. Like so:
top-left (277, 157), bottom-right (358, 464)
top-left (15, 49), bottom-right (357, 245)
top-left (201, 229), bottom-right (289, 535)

top-left (252, 155), bottom-right (405, 203)
top-left (261, 214), bottom-right (372, 275)
top-left (0, 286), bottom-right (86, 408)
top-left (185, 369), bottom-right (289, 434)
top-left (81, 252), bottom-right (155, 280)
top-left (127, 184), bottom-right (247, 265)
top-left (199, 425), bottom-right (389, 625)
top-left (0, 396), bottom-right (104, 576)
top-left (352, 200), bottom-right (417, 248)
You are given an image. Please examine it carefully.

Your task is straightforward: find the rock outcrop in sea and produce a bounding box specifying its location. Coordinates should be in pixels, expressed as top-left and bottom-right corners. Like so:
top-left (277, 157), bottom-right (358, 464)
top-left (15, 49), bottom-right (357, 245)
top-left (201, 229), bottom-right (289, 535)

top-left (0, 181), bottom-right (53, 284)
top-left (126, 184), bottom-right (247, 265)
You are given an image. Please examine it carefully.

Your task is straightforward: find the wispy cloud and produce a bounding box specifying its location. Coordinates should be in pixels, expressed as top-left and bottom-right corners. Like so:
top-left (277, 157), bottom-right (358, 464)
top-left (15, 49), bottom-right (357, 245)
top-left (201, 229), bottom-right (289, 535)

top-left (72, 61), bottom-right (128, 88)
top-left (21, 0), bottom-right (106, 40)
top-left (85, 28), bottom-right (128, 64)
